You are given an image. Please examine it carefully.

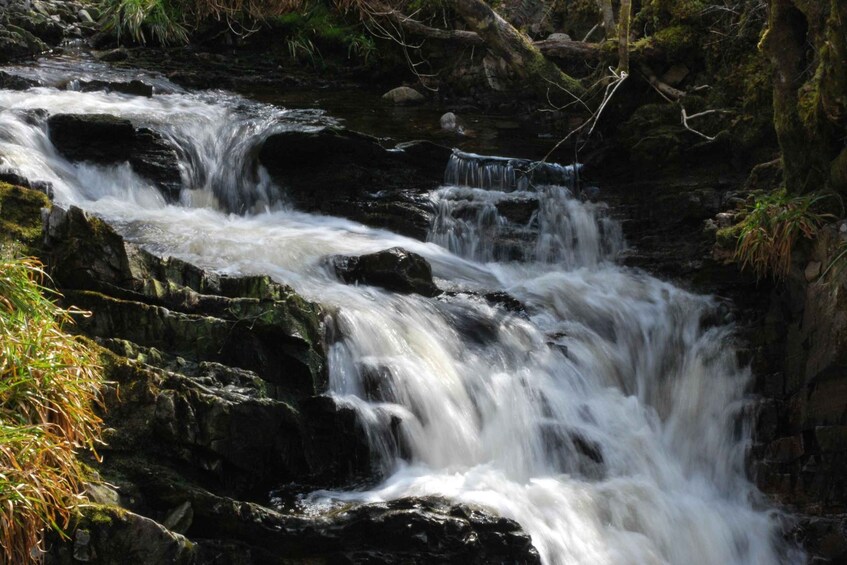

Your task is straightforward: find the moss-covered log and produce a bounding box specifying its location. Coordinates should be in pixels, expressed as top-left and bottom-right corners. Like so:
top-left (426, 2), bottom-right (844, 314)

top-left (449, 0), bottom-right (584, 95)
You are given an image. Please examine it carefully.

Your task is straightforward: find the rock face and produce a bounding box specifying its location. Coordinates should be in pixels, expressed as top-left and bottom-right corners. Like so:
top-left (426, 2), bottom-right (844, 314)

top-left (744, 227), bottom-right (847, 562)
top-left (47, 114), bottom-right (182, 200)
top-left (258, 128), bottom-right (451, 239)
top-left (330, 247), bottom-right (440, 297)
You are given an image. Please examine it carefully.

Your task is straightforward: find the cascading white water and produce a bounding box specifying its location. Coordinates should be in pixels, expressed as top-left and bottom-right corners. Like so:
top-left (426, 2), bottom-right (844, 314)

top-left (0, 58), bottom-right (802, 565)
top-left (429, 151), bottom-right (623, 266)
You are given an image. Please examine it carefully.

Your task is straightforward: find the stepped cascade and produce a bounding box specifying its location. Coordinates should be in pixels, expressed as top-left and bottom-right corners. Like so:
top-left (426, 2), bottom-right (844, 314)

top-left (0, 59), bottom-right (802, 564)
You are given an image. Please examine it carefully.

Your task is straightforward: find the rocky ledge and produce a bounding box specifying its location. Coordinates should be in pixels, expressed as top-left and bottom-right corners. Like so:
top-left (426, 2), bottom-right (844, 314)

top-left (0, 185), bottom-right (539, 563)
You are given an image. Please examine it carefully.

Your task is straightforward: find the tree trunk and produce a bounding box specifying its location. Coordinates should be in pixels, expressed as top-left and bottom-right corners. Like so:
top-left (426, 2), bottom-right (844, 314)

top-left (617, 0), bottom-right (631, 73)
top-left (762, 0), bottom-right (847, 196)
top-left (595, 0), bottom-right (616, 38)
top-left (448, 0), bottom-right (584, 95)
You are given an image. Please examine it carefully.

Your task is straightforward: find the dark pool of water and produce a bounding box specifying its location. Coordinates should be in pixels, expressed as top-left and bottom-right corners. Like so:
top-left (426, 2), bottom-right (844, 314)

top-left (246, 85), bottom-right (568, 162)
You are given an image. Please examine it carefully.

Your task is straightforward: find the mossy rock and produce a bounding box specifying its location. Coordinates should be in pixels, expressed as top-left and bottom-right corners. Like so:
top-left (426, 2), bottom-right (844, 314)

top-left (633, 25), bottom-right (699, 62)
top-left (0, 182), bottom-right (49, 256)
top-left (49, 505), bottom-right (195, 565)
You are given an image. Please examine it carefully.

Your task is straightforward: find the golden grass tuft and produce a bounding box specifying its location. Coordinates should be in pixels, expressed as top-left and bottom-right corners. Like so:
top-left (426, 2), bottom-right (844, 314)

top-left (734, 190), bottom-right (834, 280)
top-left (0, 257), bottom-right (102, 564)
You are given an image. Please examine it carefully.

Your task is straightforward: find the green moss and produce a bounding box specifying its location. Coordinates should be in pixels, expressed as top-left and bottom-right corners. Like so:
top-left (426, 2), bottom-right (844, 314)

top-left (716, 224), bottom-right (743, 249)
top-left (0, 182), bottom-right (50, 254)
top-left (652, 25), bottom-right (698, 60)
top-left (81, 503), bottom-right (127, 527)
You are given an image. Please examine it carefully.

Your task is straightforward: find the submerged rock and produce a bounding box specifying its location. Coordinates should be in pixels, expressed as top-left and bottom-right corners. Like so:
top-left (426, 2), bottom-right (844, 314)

top-left (330, 247), bottom-right (440, 297)
top-left (382, 86), bottom-right (425, 105)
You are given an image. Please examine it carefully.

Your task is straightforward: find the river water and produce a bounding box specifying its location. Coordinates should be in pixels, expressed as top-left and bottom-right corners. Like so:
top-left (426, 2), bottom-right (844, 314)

top-left (0, 56), bottom-right (801, 564)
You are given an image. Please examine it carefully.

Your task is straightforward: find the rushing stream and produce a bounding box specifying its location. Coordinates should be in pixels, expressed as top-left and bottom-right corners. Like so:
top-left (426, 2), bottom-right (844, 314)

top-left (0, 57), bottom-right (801, 564)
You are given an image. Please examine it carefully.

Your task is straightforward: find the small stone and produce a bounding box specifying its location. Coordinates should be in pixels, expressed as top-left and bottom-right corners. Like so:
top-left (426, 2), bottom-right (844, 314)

top-left (77, 9), bottom-right (94, 23)
top-left (382, 86), bottom-right (425, 105)
top-left (440, 112), bottom-right (457, 131)
top-left (85, 482), bottom-right (120, 506)
top-left (805, 260), bottom-right (822, 282)
top-left (546, 33), bottom-right (571, 41)
top-left (715, 212), bottom-right (735, 228)
top-left (73, 529), bottom-right (93, 562)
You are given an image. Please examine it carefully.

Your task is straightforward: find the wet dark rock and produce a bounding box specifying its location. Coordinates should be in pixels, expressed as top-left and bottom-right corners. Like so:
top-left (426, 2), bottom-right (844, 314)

top-left (46, 506), bottom-right (195, 565)
top-left (496, 196), bottom-right (538, 224)
top-left (43, 205), bottom-right (327, 400)
top-left (330, 247), bottom-right (440, 297)
top-left (51, 464), bottom-right (539, 565)
top-left (259, 129), bottom-right (450, 239)
top-left (78, 78), bottom-right (154, 97)
top-left (437, 300), bottom-right (502, 345)
top-left (47, 114), bottom-right (182, 200)
top-left (11, 10), bottom-right (63, 45)
top-left (129, 127), bottom-right (182, 198)
top-left (0, 24), bottom-right (48, 62)
top-left (300, 395), bottom-right (375, 485)
top-left (483, 291), bottom-right (526, 313)
top-left (0, 69), bottom-right (39, 90)
top-left (48, 113), bottom-right (135, 163)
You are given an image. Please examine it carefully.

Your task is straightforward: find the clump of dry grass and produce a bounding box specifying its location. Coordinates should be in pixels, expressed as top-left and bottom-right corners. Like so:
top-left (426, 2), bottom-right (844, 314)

top-left (735, 190), bottom-right (834, 280)
top-left (0, 257), bottom-right (102, 564)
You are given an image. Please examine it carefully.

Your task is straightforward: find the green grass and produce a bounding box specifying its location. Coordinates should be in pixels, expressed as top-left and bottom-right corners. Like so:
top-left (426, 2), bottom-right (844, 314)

top-left (99, 0), bottom-right (189, 45)
top-left (0, 257), bottom-right (103, 563)
top-left (734, 190), bottom-right (835, 280)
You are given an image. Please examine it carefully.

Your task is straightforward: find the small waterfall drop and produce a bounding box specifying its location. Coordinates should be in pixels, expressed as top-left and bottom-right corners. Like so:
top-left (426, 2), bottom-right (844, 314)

top-left (0, 59), bottom-right (802, 565)
top-left (429, 150), bottom-right (622, 266)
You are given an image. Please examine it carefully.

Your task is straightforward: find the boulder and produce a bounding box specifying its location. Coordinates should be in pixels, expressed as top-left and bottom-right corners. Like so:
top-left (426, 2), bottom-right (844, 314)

top-left (0, 70), bottom-right (39, 90)
top-left (47, 114), bottom-right (135, 163)
top-left (47, 114), bottom-right (182, 200)
top-left (382, 86), bottom-right (425, 105)
top-left (329, 247), bottom-right (440, 297)
top-left (0, 25), bottom-right (48, 62)
top-left (258, 129), bottom-right (451, 239)
top-left (46, 507), bottom-right (195, 565)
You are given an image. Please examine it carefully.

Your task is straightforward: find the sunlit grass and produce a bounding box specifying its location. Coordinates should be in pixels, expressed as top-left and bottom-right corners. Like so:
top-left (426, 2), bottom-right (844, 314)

top-left (0, 257), bottom-right (102, 563)
top-left (734, 190), bottom-right (835, 280)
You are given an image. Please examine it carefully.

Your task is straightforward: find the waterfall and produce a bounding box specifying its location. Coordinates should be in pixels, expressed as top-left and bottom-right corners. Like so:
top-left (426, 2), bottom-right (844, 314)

top-left (0, 58), bottom-right (802, 565)
top-left (430, 150), bottom-right (623, 266)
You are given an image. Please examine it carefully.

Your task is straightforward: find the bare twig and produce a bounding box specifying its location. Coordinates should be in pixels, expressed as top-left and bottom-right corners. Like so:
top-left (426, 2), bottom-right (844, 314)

top-left (639, 63), bottom-right (685, 101)
top-left (680, 108), bottom-right (733, 141)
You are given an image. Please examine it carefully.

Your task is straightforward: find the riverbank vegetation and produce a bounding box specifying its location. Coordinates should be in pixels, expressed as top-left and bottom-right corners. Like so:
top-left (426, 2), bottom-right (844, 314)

top-left (0, 256), bottom-right (103, 563)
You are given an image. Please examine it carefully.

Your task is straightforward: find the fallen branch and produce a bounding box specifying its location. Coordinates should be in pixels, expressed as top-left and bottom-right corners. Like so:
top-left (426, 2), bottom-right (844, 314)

top-left (681, 108), bottom-right (733, 141)
top-left (639, 63), bottom-right (685, 101)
